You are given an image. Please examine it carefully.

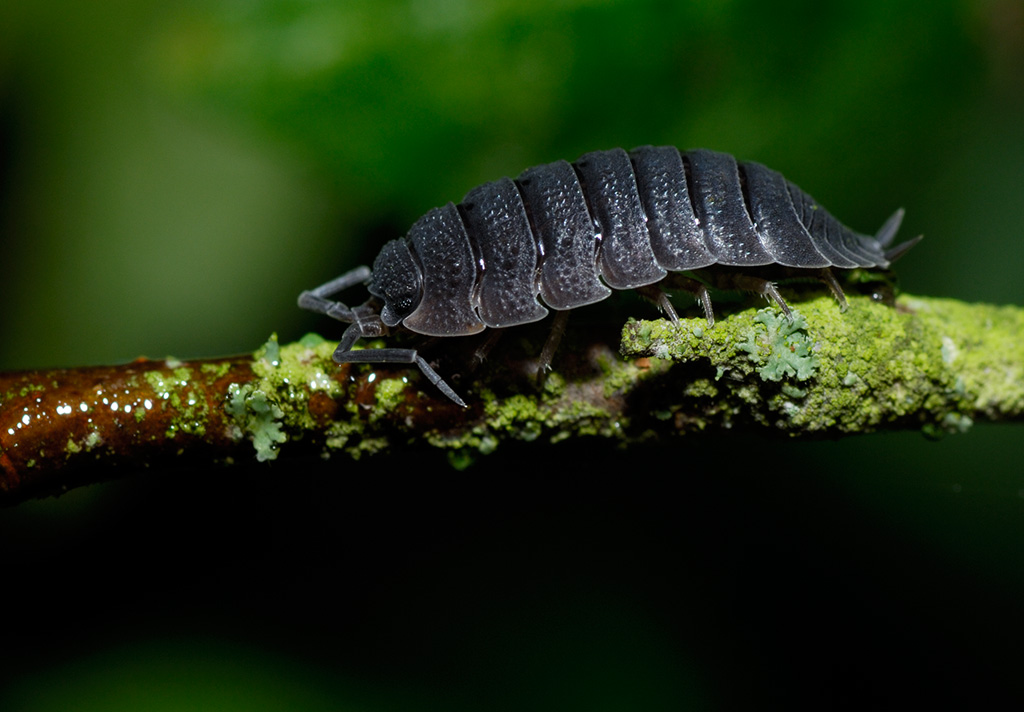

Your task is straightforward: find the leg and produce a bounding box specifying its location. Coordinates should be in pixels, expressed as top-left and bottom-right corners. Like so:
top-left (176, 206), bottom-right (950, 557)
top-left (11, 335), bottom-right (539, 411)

top-left (688, 280), bottom-right (715, 327)
top-left (728, 274), bottom-right (793, 320)
top-left (536, 310), bottom-right (570, 385)
top-left (659, 275), bottom-right (716, 326)
top-left (298, 266), bottom-right (373, 322)
top-left (816, 268), bottom-right (849, 312)
top-left (472, 329), bottom-right (505, 367)
top-left (337, 347), bottom-right (467, 407)
top-left (636, 285), bottom-right (680, 324)
top-left (304, 268), bottom-right (467, 406)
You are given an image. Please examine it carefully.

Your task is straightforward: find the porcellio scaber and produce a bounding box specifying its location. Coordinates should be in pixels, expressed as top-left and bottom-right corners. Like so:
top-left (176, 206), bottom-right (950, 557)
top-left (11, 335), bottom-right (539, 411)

top-left (299, 146), bottom-right (920, 406)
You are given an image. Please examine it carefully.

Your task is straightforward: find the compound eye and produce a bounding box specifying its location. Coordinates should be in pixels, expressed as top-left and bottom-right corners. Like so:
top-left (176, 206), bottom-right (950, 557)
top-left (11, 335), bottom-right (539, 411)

top-left (380, 294), bottom-right (417, 326)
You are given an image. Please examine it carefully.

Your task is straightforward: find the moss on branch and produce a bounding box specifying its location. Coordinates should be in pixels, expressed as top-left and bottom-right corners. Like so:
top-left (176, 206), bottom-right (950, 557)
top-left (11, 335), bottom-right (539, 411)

top-left (2, 294), bottom-right (1022, 503)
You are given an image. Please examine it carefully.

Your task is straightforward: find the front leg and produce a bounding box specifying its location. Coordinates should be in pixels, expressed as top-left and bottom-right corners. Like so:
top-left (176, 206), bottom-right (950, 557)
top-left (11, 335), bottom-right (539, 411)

top-left (336, 344), bottom-right (467, 408)
top-left (298, 266), bottom-right (373, 322)
top-left (331, 313), bottom-right (466, 407)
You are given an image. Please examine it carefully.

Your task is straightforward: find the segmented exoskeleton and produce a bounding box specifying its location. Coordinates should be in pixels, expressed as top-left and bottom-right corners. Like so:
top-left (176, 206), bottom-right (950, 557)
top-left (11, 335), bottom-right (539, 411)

top-left (299, 147), bottom-right (920, 406)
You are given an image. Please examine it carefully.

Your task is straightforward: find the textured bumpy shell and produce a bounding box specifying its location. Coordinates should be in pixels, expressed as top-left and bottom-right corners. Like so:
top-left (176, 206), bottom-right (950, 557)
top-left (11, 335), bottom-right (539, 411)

top-left (370, 147), bottom-right (897, 337)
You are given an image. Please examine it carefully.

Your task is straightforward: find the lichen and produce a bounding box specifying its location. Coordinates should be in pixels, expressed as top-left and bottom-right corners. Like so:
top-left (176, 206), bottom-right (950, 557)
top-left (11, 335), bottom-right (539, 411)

top-left (142, 365), bottom-right (210, 439)
top-left (225, 382), bottom-right (287, 462)
top-left (256, 333), bottom-right (282, 366)
top-left (200, 361), bottom-right (232, 379)
top-left (617, 292), bottom-right (1024, 436)
top-left (736, 309), bottom-right (820, 382)
top-left (298, 332), bottom-right (328, 349)
top-left (238, 331), bottom-right (398, 461)
top-left (219, 296), bottom-right (1024, 463)
top-left (372, 377), bottom-right (409, 412)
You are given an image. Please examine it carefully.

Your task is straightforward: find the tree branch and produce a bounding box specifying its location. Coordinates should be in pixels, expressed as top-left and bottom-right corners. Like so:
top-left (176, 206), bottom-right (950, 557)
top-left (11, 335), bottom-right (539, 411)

top-left (2, 294), bottom-right (1022, 503)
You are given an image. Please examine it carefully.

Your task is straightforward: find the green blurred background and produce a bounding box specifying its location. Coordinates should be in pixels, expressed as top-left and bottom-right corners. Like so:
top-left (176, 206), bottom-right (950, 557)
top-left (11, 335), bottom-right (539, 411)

top-left (1, 0), bottom-right (1023, 708)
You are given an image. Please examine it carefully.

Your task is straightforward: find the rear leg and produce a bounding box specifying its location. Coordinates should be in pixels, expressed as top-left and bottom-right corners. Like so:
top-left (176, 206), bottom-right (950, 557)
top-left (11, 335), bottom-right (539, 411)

top-left (815, 268), bottom-right (849, 312)
top-left (721, 269), bottom-right (851, 317)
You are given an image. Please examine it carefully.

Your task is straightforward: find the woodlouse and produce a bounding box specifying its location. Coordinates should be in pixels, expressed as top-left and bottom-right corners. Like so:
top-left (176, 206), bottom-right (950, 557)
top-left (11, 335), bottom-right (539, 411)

top-left (299, 146), bottom-right (920, 406)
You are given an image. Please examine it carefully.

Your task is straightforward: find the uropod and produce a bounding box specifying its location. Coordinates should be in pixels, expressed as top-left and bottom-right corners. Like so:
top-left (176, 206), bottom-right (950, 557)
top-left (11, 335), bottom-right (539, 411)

top-left (299, 147), bottom-right (920, 406)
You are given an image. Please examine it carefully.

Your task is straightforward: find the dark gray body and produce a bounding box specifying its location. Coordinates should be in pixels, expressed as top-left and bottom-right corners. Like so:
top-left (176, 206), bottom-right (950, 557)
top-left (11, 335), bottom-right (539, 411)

top-left (299, 146), bottom-right (917, 405)
top-left (368, 147), bottom-right (902, 337)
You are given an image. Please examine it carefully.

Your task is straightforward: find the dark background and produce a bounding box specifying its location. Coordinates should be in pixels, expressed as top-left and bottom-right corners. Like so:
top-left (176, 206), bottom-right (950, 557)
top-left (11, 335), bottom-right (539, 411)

top-left (1, 1), bottom-right (1023, 708)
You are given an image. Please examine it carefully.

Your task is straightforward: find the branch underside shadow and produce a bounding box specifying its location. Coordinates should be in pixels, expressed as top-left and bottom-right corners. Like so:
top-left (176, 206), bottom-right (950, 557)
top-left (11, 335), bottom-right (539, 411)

top-left (2, 293), bottom-right (1022, 503)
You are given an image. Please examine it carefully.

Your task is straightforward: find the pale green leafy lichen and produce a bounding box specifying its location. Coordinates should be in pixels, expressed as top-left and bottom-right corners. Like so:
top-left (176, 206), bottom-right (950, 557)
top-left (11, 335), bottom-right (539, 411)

top-left (736, 309), bottom-right (820, 382)
top-left (240, 333), bottom-right (340, 458)
top-left (256, 333), bottom-right (282, 366)
top-left (225, 382), bottom-right (287, 462)
top-left (298, 332), bottom-right (328, 349)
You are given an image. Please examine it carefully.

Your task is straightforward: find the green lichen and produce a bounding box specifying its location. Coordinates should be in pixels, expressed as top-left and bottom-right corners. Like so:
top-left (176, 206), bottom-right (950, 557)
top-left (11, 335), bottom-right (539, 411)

top-left (601, 356), bottom-right (644, 398)
top-left (225, 382), bottom-right (287, 462)
top-left (234, 331), bottom-right (389, 461)
top-left (144, 365), bottom-right (210, 438)
top-left (447, 449), bottom-right (477, 470)
top-left (943, 412), bottom-right (974, 433)
top-left (683, 378), bottom-right (717, 399)
top-left (780, 383), bottom-right (807, 398)
top-left (619, 293), bottom-right (1024, 436)
top-left (133, 401), bottom-right (148, 423)
top-left (372, 377), bottom-right (409, 412)
top-left (737, 309), bottom-right (819, 382)
top-left (415, 379), bottom-right (616, 457)
top-left (17, 384), bottom-right (48, 398)
top-left (213, 296), bottom-right (1024, 464)
top-left (200, 361), bottom-right (232, 379)
top-left (256, 333), bottom-right (282, 366)
top-left (940, 336), bottom-right (958, 365)
top-left (299, 332), bottom-right (328, 348)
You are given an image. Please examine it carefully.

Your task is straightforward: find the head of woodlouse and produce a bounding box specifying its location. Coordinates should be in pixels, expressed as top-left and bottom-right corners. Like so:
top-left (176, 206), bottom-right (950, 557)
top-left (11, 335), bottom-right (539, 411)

top-left (367, 239), bottom-right (423, 327)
